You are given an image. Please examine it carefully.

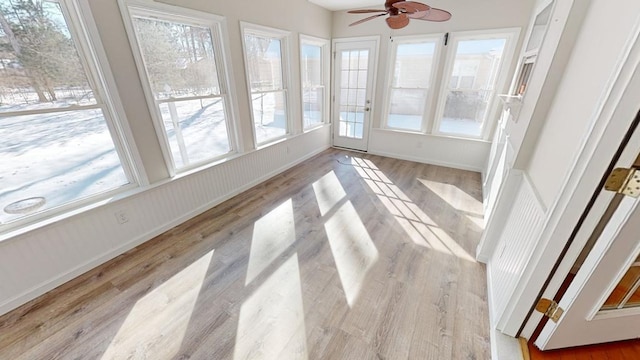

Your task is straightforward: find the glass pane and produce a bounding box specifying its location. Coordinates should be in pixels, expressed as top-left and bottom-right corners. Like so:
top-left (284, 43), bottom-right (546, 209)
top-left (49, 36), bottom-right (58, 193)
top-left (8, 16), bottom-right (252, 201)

top-left (440, 90), bottom-right (490, 137)
top-left (0, 109), bottom-right (129, 224)
top-left (244, 34), bottom-right (283, 92)
top-left (393, 41), bottom-right (436, 88)
top-left (303, 87), bottom-right (323, 129)
top-left (386, 40), bottom-right (436, 131)
top-left (252, 91), bottom-right (287, 143)
top-left (0, 0), bottom-right (96, 113)
top-left (301, 44), bottom-right (322, 86)
top-left (602, 267), bottom-right (640, 309)
top-left (338, 49), bottom-right (368, 140)
top-left (158, 99), bottom-right (230, 168)
top-left (132, 16), bottom-right (221, 99)
top-left (601, 255), bottom-right (640, 311)
top-left (131, 13), bottom-right (234, 169)
top-left (526, 3), bottom-right (553, 52)
top-left (438, 38), bottom-right (507, 137)
top-left (387, 89), bottom-right (427, 131)
top-left (301, 42), bottom-right (323, 129)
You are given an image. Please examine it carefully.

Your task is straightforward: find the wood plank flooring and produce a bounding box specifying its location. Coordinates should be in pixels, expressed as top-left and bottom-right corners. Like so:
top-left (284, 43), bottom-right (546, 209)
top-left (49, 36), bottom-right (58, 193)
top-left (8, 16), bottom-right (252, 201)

top-left (0, 149), bottom-right (488, 359)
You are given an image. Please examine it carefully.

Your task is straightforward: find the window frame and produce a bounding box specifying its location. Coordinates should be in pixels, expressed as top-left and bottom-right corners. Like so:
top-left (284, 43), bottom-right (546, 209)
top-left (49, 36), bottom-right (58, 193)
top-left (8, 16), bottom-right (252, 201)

top-left (240, 22), bottom-right (292, 147)
top-left (299, 34), bottom-right (330, 131)
top-left (382, 34), bottom-right (443, 133)
top-left (432, 28), bottom-right (520, 140)
top-left (0, 0), bottom-right (141, 234)
top-left (120, 0), bottom-right (240, 176)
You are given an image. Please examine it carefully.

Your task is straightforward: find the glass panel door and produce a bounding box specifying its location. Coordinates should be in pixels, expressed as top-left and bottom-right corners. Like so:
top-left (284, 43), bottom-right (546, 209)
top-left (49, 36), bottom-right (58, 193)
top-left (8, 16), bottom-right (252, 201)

top-left (333, 39), bottom-right (377, 151)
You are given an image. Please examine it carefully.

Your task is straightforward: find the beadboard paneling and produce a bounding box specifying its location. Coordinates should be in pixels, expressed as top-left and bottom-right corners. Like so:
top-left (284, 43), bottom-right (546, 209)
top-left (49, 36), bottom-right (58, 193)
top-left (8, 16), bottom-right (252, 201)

top-left (487, 174), bottom-right (546, 324)
top-left (0, 126), bottom-right (330, 316)
top-left (368, 129), bottom-right (491, 172)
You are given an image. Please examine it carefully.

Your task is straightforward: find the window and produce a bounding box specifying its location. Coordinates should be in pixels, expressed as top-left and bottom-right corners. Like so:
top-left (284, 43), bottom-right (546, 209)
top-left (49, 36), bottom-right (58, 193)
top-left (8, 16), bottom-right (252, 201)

top-left (300, 35), bottom-right (328, 130)
top-left (0, 0), bottom-right (135, 226)
top-left (385, 36), bottom-right (440, 132)
top-left (124, 2), bottom-right (236, 172)
top-left (242, 23), bottom-right (290, 145)
top-left (435, 30), bottom-right (518, 138)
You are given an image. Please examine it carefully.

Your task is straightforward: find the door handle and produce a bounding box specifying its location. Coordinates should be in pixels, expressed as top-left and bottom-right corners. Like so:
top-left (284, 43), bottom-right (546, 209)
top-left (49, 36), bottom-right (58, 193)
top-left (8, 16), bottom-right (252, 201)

top-left (365, 107), bottom-right (370, 112)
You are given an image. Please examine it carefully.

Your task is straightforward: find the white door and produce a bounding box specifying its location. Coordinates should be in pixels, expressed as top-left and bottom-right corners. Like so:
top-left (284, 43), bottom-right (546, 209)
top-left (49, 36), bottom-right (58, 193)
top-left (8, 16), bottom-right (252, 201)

top-left (535, 117), bottom-right (640, 350)
top-left (332, 39), bottom-right (378, 151)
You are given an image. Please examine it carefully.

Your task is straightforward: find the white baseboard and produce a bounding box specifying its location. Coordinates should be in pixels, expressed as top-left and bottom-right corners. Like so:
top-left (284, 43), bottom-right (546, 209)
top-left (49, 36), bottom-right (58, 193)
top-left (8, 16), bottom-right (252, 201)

top-left (368, 149), bottom-right (484, 173)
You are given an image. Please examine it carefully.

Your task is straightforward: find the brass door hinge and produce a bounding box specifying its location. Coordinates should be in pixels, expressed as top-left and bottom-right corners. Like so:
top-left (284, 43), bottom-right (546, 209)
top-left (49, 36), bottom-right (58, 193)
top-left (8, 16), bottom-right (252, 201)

top-left (535, 298), bottom-right (564, 323)
top-left (604, 168), bottom-right (640, 197)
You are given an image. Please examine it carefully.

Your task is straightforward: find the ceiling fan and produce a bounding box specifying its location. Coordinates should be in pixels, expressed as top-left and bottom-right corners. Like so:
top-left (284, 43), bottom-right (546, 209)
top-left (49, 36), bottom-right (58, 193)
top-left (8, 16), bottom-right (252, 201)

top-left (348, 0), bottom-right (452, 29)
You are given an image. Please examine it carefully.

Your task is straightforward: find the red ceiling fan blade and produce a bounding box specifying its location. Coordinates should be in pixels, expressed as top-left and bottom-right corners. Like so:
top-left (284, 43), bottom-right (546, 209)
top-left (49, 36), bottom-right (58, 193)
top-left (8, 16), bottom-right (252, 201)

top-left (415, 8), bottom-right (452, 22)
top-left (349, 13), bottom-right (387, 27)
top-left (392, 1), bottom-right (430, 14)
top-left (347, 9), bottom-right (387, 14)
top-left (386, 13), bottom-right (410, 29)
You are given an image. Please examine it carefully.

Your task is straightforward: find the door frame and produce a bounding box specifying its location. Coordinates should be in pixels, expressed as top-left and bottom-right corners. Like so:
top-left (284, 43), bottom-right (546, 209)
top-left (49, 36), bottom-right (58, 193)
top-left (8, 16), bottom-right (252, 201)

top-left (331, 36), bottom-right (380, 152)
top-left (497, 19), bottom-right (640, 338)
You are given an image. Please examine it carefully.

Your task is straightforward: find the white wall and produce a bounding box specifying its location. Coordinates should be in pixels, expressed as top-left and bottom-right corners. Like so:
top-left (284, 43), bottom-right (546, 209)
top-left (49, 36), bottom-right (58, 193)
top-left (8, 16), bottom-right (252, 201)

top-left (484, 0), bottom-right (640, 338)
top-left (0, 0), bottom-right (332, 315)
top-left (332, 0), bottom-right (535, 172)
top-left (525, 0), bottom-right (640, 206)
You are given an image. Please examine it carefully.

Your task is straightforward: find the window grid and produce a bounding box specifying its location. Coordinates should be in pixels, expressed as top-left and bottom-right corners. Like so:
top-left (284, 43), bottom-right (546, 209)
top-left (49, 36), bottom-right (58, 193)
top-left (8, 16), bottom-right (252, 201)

top-left (339, 50), bottom-right (368, 139)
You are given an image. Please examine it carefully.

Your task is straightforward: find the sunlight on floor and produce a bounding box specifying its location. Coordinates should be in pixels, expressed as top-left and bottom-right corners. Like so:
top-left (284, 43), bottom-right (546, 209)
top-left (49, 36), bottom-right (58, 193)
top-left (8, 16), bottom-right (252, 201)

top-left (312, 171), bottom-right (347, 216)
top-left (235, 255), bottom-right (308, 360)
top-left (246, 199), bottom-right (295, 285)
top-left (418, 179), bottom-right (484, 229)
top-left (324, 201), bottom-right (379, 307)
top-left (350, 157), bottom-right (475, 262)
top-left (100, 251), bottom-right (214, 360)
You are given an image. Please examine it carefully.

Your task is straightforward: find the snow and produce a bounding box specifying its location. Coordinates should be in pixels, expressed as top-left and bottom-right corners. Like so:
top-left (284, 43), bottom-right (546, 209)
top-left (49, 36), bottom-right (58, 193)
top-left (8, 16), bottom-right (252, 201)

top-left (0, 93), bottom-right (286, 224)
top-left (0, 106), bottom-right (128, 224)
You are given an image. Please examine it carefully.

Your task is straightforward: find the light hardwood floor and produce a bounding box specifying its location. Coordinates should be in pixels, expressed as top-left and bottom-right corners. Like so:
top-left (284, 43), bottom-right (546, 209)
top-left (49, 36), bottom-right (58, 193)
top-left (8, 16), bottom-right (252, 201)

top-left (0, 149), bottom-right (489, 359)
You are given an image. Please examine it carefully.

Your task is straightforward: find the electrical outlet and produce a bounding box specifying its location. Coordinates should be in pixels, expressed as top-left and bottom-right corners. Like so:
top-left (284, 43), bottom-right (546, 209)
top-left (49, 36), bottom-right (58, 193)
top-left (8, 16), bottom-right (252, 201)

top-left (114, 210), bottom-right (129, 224)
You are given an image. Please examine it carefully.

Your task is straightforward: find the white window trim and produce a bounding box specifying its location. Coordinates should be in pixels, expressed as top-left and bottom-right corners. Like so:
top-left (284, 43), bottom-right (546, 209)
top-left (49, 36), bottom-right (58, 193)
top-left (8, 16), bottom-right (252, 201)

top-left (432, 28), bottom-right (521, 140)
top-left (240, 22), bottom-right (292, 147)
top-left (299, 34), bottom-right (330, 131)
top-left (0, 0), bottom-right (143, 235)
top-left (382, 34), bottom-right (443, 133)
top-left (119, 0), bottom-right (241, 176)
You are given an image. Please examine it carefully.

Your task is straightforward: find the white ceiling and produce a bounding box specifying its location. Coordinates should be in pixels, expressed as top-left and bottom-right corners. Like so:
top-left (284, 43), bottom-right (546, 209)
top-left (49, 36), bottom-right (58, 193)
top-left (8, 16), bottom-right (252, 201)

top-left (307, 0), bottom-right (382, 11)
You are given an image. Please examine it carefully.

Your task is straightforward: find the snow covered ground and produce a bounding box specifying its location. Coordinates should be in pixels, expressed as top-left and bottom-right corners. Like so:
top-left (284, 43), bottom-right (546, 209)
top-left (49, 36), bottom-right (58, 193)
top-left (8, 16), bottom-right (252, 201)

top-left (0, 107), bottom-right (128, 224)
top-left (0, 94), bottom-right (287, 224)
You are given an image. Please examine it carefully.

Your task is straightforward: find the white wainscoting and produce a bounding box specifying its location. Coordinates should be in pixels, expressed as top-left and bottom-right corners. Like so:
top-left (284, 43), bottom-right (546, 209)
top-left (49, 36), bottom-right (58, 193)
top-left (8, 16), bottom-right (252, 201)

top-left (368, 129), bottom-right (491, 172)
top-left (486, 173), bottom-right (546, 326)
top-left (0, 126), bottom-right (330, 316)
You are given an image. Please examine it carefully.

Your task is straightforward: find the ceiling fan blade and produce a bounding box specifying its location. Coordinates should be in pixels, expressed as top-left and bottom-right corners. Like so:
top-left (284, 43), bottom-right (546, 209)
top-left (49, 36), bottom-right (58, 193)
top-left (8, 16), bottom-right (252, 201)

top-left (415, 8), bottom-right (452, 22)
top-left (386, 13), bottom-right (410, 29)
top-left (392, 1), bottom-right (430, 14)
top-left (347, 9), bottom-right (387, 14)
top-left (349, 13), bottom-right (387, 27)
